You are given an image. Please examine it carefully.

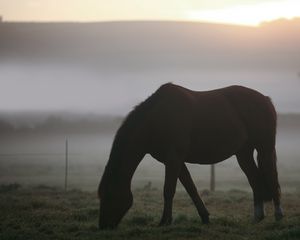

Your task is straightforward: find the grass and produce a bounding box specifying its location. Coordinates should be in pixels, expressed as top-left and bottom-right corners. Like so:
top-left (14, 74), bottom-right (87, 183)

top-left (0, 184), bottom-right (299, 240)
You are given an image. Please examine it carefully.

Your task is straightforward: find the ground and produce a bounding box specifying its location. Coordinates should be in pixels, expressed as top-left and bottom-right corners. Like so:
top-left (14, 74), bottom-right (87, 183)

top-left (0, 184), bottom-right (299, 240)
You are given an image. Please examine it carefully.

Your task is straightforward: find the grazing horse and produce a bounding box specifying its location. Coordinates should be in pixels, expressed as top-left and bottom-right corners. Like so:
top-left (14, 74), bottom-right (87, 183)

top-left (98, 83), bottom-right (283, 229)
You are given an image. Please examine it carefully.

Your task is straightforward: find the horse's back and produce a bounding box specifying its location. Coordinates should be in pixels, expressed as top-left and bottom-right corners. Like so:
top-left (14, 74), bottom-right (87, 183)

top-left (152, 84), bottom-right (276, 136)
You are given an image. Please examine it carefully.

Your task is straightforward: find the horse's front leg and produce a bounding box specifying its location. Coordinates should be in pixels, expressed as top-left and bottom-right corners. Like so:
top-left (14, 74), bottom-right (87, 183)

top-left (179, 163), bottom-right (210, 224)
top-left (159, 151), bottom-right (183, 226)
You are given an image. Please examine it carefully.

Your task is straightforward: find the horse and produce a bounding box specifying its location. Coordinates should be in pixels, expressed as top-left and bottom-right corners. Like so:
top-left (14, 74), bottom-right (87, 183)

top-left (98, 83), bottom-right (283, 229)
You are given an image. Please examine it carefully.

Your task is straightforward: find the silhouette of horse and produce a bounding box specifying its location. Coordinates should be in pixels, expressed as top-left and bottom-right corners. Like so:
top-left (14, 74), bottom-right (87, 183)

top-left (98, 83), bottom-right (283, 229)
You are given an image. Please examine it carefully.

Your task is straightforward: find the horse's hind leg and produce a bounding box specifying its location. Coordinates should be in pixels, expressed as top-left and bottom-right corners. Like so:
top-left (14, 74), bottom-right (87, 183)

top-left (236, 145), bottom-right (265, 222)
top-left (179, 164), bottom-right (210, 224)
top-left (257, 149), bottom-right (283, 221)
top-left (159, 151), bottom-right (183, 226)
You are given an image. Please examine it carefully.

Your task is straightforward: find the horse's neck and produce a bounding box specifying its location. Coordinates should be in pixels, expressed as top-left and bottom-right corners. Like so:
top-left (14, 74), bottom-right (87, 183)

top-left (107, 119), bottom-right (147, 186)
top-left (108, 143), bottom-right (145, 186)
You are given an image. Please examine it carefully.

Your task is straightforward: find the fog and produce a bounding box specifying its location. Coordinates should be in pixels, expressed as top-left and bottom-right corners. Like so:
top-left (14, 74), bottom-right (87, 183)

top-left (0, 20), bottom-right (299, 192)
top-left (0, 115), bottom-right (299, 192)
top-left (1, 62), bottom-right (300, 114)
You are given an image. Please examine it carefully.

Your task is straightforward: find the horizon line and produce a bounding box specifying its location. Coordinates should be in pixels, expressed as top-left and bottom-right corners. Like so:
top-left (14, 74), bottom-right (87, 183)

top-left (1, 18), bottom-right (299, 27)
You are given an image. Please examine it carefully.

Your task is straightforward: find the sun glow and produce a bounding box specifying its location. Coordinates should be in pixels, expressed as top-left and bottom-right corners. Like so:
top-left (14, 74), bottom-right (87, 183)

top-left (185, 0), bottom-right (300, 26)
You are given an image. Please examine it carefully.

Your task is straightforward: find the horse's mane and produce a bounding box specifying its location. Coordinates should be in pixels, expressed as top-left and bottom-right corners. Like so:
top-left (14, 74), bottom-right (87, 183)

top-left (107, 83), bottom-right (171, 165)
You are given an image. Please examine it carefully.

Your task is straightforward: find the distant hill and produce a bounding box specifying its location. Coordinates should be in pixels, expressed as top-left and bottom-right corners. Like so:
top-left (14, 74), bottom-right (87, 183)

top-left (1, 19), bottom-right (299, 72)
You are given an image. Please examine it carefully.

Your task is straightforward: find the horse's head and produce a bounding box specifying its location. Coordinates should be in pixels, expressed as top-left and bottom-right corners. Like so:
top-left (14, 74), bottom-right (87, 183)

top-left (98, 168), bottom-right (133, 229)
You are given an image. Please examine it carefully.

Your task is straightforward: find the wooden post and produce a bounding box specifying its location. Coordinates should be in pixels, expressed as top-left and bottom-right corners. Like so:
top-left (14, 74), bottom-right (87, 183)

top-left (210, 164), bottom-right (215, 192)
top-left (65, 138), bottom-right (68, 192)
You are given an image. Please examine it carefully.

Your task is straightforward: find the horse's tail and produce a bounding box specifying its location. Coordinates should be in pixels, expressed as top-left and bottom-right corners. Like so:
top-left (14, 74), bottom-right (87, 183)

top-left (257, 96), bottom-right (281, 202)
top-left (257, 149), bottom-right (281, 202)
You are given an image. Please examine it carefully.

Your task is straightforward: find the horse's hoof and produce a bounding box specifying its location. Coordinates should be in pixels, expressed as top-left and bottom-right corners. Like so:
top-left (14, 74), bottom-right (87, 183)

top-left (253, 204), bottom-right (265, 223)
top-left (275, 212), bottom-right (284, 221)
top-left (158, 218), bottom-right (172, 227)
top-left (98, 224), bottom-right (116, 230)
top-left (201, 215), bottom-right (210, 224)
top-left (253, 215), bottom-right (265, 223)
top-left (274, 206), bottom-right (284, 221)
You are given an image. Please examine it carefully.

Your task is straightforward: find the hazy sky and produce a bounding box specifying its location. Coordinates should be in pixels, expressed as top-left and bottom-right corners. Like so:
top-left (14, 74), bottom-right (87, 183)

top-left (1, 0), bottom-right (299, 25)
top-left (1, 63), bottom-right (300, 114)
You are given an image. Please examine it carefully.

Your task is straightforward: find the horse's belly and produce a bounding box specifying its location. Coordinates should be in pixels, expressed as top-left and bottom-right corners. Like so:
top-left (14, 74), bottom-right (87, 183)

top-left (187, 129), bottom-right (247, 164)
top-left (186, 148), bottom-right (234, 164)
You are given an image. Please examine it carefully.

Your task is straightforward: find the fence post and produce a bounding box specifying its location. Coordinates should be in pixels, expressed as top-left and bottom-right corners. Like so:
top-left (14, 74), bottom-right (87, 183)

top-left (65, 138), bottom-right (68, 192)
top-left (210, 164), bottom-right (215, 192)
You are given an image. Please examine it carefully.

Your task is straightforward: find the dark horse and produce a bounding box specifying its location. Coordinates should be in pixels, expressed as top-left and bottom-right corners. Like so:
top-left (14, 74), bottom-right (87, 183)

top-left (98, 83), bottom-right (283, 229)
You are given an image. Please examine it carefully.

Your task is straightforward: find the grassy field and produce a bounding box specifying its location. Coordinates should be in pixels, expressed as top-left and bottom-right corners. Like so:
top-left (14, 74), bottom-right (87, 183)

top-left (1, 184), bottom-right (299, 240)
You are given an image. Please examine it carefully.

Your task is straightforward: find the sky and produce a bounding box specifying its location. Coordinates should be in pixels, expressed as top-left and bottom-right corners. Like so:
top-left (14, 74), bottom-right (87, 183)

top-left (0, 0), bottom-right (300, 26)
